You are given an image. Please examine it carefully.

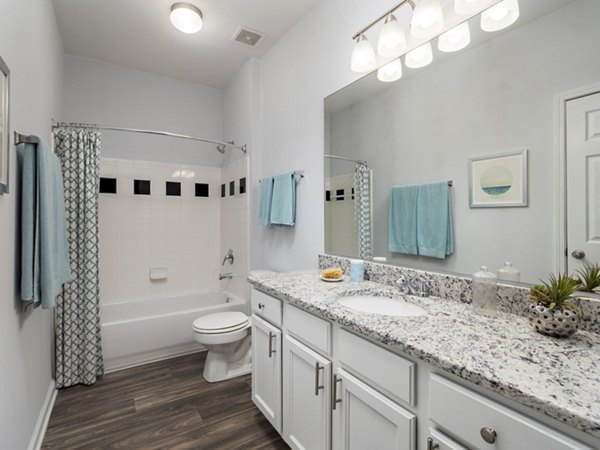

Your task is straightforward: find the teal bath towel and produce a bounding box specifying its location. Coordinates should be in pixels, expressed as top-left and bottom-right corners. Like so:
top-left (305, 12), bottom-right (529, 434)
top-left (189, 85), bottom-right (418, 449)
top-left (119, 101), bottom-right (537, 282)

top-left (270, 173), bottom-right (296, 226)
top-left (416, 181), bottom-right (454, 259)
top-left (21, 140), bottom-right (72, 309)
top-left (258, 176), bottom-right (274, 226)
top-left (388, 184), bottom-right (419, 255)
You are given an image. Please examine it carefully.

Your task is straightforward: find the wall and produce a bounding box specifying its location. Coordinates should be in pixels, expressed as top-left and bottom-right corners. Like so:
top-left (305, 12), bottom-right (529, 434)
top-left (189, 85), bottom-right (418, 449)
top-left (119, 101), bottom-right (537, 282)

top-left (63, 55), bottom-right (224, 166)
top-left (255, 0), bottom-right (399, 271)
top-left (326, 0), bottom-right (600, 282)
top-left (0, 1), bottom-right (64, 449)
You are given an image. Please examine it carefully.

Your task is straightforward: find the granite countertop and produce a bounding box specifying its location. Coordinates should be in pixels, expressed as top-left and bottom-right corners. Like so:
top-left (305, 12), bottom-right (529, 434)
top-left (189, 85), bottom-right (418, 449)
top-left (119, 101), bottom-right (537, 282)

top-left (248, 270), bottom-right (600, 440)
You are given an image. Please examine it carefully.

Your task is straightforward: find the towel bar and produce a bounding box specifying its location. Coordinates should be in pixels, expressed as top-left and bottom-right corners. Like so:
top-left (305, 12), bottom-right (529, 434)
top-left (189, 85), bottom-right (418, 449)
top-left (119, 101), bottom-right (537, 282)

top-left (14, 132), bottom-right (40, 145)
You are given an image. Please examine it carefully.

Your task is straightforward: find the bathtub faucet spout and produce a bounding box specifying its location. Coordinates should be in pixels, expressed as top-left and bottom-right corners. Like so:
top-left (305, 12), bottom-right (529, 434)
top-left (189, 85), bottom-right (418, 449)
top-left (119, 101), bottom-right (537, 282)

top-left (219, 272), bottom-right (234, 280)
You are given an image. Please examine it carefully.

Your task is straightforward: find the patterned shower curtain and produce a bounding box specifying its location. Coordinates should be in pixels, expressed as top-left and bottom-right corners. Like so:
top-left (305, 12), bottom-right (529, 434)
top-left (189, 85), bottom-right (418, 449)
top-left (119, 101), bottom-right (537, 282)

top-left (54, 128), bottom-right (104, 388)
top-left (353, 164), bottom-right (373, 260)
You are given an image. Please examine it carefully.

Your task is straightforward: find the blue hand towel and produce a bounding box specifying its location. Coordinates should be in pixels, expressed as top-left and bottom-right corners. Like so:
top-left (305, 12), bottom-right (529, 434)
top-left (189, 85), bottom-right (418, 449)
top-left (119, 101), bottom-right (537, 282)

top-left (416, 181), bottom-right (454, 259)
top-left (388, 184), bottom-right (419, 255)
top-left (21, 140), bottom-right (72, 309)
top-left (270, 173), bottom-right (296, 226)
top-left (258, 176), bottom-right (274, 226)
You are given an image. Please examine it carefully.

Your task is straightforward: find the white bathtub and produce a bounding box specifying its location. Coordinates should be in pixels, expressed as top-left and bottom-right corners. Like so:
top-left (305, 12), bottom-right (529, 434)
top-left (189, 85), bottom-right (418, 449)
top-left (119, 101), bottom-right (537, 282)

top-left (101, 291), bottom-right (247, 372)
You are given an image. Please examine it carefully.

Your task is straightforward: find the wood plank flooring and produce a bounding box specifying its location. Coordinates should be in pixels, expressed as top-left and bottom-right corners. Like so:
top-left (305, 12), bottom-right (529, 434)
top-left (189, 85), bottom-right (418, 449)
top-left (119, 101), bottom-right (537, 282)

top-left (42, 352), bottom-right (289, 450)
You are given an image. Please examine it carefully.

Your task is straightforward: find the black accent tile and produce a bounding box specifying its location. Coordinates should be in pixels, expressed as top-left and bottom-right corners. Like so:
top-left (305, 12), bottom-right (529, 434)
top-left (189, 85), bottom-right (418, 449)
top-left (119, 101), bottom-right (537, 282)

top-left (336, 188), bottom-right (345, 201)
top-left (134, 179), bottom-right (151, 195)
top-left (195, 183), bottom-right (209, 197)
top-left (325, 190), bottom-right (331, 202)
top-left (166, 181), bottom-right (181, 196)
top-left (221, 184), bottom-right (226, 198)
top-left (239, 177), bottom-right (246, 195)
top-left (100, 177), bottom-right (117, 194)
top-left (229, 181), bottom-right (235, 196)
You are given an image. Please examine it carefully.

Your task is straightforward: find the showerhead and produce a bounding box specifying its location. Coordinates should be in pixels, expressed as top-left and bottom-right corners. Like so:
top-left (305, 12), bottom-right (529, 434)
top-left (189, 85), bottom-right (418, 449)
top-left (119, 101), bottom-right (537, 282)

top-left (216, 144), bottom-right (226, 154)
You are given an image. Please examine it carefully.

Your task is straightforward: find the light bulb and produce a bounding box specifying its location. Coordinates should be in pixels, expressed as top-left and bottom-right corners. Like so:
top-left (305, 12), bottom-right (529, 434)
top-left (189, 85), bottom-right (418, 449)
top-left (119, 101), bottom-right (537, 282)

top-left (170, 3), bottom-right (203, 34)
top-left (481, 0), bottom-right (519, 32)
top-left (377, 59), bottom-right (403, 82)
top-left (377, 14), bottom-right (407, 58)
top-left (405, 42), bottom-right (433, 69)
top-left (454, 0), bottom-right (493, 15)
top-left (438, 22), bottom-right (470, 52)
top-left (411, 0), bottom-right (444, 39)
top-left (351, 34), bottom-right (377, 73)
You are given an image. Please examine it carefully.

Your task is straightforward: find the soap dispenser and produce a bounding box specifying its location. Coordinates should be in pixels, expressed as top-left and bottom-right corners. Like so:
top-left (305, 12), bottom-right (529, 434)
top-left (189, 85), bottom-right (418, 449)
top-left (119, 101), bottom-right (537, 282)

top-left (497, 261), bottom-right (521, 282)
top-left (472, 266), bottom-right (497, 315)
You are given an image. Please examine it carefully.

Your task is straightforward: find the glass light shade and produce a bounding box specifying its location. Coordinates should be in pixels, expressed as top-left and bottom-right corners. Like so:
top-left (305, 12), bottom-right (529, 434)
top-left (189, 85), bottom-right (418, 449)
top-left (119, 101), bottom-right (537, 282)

top-left (481, 0), bottom-right (519, 32)
top-left (377, 59), bottom-right (403, 82)
top-left (410, 0), bottom-right (444, 39)
top-left (405, 42), bottom-right (433, 69)
top-left (377, 14), bottom-right (407, 58)
top-left (351, 34), bottom-right (377, 73)
top-left (438, 22), bottom-right (471, 52)
top-left (170, 3), bottom-right (203, 34)
top-left (454, 0), bottom-right (493, 15)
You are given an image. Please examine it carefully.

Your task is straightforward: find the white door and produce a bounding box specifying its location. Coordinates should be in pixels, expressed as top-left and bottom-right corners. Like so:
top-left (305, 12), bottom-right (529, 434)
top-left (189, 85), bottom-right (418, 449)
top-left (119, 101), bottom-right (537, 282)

top-left (332, 369), bottom-right (416, 450)
top-left (566, 92), bottom-right (600, 272)
top-left (251, 314), bottom-right (282, 433)
top-left (283, 335), bottom-right (331, 450)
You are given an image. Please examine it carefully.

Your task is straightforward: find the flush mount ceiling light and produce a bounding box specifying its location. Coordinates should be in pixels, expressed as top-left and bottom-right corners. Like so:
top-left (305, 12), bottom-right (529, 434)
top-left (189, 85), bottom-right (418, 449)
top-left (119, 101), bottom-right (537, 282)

top-left (377, 59), bottom-right (403, 82)
top-left (405, 41), bottom-right (433, 68)
top-left (351, 34), bottom-right (377, 73)
top-left (410, 0), bottom-right (444, 39)
top-left (481, 0), bottom-right (519, 32)
top-left (170, 3), bottom-right (203, 34)
top-left (438, 22), bottom-right (471, 52)
top-left (454, 0), bottom-right (493, 15)
top-left (377, 14), bottom-right (407, 58)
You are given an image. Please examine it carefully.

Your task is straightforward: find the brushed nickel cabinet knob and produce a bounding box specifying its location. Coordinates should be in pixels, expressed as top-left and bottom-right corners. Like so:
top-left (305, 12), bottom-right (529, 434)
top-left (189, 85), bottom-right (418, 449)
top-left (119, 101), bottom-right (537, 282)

top-left (480, 427), bottom-right (497, 444)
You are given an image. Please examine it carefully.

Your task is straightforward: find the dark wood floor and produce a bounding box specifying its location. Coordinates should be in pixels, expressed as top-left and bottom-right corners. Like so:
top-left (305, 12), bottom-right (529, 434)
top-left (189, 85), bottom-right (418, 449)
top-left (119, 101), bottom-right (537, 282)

top-left (43, 352), bottom-right (289, 450)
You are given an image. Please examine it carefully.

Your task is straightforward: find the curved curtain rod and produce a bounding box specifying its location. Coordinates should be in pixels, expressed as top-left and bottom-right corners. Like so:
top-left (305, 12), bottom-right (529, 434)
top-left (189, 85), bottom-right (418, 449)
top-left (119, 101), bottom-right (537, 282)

top-left (52, 120), bottom-right (247, 154)
top-left (324, 154), bottom-right (368, 166)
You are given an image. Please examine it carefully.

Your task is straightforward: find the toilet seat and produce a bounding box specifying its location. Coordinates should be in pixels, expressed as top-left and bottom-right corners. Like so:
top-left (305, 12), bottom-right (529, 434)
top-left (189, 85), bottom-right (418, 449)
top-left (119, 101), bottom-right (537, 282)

top-left (193, 312), bottom-right (249, 334)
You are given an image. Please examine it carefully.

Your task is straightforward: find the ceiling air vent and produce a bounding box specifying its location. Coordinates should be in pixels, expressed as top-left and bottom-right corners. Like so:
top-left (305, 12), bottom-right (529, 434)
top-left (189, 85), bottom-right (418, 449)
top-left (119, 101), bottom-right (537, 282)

top-left (232, 27), bottom-right (264, 48)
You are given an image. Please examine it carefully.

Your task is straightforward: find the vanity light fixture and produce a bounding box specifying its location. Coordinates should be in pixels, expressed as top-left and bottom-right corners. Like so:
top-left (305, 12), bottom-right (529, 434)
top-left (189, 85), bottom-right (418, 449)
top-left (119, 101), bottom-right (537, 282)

top-left (410, 0), bottom-right (444, 39)
top-left (481, 0), bottom-right (520, 32)
top-left (170, 2), bottom-right (203, 34)
top-left (351, 34), bottom-right (377, 73)
top-left (454, 0), bottom-right (493, 15)
top-left (405, 42), bottom-right (433, 69)
top-left (377, 58), bottom-right (403, 82)
top-left (438, 22), bottom-right (471, 52)
top-left (377, 14), bottom-right (407, 58)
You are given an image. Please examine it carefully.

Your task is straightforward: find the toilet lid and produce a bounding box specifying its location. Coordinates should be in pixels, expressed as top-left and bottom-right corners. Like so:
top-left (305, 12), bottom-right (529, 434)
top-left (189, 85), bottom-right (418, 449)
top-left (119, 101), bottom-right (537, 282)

top-left (193, 312), bottom-right (249, 334)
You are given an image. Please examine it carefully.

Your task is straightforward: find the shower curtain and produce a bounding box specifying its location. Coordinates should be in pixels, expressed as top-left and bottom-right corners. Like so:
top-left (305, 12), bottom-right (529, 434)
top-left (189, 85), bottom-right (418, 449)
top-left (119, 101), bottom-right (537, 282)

top-left (54, 127), bottom-right (104, 388)
top-left (354, 164), bottom-right (373, 260)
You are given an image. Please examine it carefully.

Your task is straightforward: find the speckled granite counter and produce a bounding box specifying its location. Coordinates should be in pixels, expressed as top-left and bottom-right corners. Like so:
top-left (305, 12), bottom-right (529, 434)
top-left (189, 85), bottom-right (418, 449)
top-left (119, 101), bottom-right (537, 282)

top-left (248, 270), bottom-right (600, 440)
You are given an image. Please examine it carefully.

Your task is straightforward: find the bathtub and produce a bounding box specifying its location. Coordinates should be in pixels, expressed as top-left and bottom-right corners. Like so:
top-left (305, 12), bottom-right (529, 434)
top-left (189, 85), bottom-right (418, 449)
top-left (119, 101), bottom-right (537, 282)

top-left (101, 291), bottom-right (247, 372)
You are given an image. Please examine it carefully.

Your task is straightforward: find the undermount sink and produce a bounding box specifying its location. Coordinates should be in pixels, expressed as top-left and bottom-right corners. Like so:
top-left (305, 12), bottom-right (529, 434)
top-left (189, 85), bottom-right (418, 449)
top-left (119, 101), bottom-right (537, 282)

top-left (338, 295), bottom-right (426, 317)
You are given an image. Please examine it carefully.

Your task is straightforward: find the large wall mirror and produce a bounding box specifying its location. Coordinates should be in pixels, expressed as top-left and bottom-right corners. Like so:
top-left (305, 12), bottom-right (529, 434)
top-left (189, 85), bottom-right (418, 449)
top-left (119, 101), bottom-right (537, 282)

top-left (324, 0), bottom-right (600, 284)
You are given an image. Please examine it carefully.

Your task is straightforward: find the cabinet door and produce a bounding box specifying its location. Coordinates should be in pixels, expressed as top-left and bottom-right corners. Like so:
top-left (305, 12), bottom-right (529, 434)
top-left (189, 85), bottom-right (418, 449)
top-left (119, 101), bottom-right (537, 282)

top-left (283, 335), bottom-right (331, 450)
top-left (332, 369), bottom-right (416, 450)
top-left (252, 314), bottom-right (282, 433)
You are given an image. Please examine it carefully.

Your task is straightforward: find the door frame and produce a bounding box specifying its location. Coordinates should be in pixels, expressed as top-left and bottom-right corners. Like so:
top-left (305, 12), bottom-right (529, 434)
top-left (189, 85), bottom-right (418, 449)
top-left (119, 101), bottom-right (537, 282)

top-left (555, 81), bottom-right (600, 274)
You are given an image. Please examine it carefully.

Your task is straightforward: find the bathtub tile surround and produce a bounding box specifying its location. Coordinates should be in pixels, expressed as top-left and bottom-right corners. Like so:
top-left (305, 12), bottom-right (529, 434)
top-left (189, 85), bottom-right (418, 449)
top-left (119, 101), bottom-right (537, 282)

top-left (247, 270), bottom-right (600, 441)
top-left (318, 254), bottom-right (600, 334)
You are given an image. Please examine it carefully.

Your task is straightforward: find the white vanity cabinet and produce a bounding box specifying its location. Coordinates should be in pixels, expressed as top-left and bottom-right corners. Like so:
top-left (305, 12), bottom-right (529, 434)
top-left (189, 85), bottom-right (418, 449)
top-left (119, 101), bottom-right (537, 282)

top-left (251, 290), bottom-right (283, 433)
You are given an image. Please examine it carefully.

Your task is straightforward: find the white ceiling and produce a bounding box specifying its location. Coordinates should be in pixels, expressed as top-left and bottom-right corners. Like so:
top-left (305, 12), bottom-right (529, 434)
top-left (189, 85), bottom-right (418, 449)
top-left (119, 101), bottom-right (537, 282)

top-left (52, 0), bottom-right (320, 88)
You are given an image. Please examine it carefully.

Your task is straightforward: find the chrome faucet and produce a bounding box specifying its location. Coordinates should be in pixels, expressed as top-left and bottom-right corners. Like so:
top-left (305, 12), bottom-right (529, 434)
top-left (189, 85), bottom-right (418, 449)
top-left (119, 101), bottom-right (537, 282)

top-left (222, 249), bottom-right (234, 265)
top-left (219, 272), bottom-right (234, 280)
top-left (396, 275), bottom-right (430, 297)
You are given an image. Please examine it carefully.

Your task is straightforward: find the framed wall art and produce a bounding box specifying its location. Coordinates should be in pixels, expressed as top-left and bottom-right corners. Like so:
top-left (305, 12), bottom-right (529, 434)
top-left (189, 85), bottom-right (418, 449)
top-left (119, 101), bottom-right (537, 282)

top-left (469, 149), bottom-right (528, 208)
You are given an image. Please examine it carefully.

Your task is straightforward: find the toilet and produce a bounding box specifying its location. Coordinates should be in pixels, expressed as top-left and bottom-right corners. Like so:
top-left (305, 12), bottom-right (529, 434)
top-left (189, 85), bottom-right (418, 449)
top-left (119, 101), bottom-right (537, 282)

top-left (192, 311), bottom-right (252, 382)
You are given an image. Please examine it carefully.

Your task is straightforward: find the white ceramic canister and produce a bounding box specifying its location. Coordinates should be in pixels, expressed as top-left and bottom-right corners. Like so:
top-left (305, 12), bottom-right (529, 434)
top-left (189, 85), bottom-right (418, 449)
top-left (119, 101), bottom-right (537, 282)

top-left (472, 266), bottom-right (498, 315)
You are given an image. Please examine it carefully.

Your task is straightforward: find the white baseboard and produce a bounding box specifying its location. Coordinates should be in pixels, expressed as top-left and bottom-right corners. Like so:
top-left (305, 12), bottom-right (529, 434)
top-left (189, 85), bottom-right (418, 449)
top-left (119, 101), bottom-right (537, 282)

top-left (28, 380), bottom-right (57, 450)
top-left (104, 345), bottom-right (206, 373)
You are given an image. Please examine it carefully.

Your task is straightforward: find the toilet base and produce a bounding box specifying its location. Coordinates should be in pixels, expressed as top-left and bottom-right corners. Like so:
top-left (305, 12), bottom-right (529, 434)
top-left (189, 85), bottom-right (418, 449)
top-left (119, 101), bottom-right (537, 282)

top-left (202, 334), bottom-right (252, 383)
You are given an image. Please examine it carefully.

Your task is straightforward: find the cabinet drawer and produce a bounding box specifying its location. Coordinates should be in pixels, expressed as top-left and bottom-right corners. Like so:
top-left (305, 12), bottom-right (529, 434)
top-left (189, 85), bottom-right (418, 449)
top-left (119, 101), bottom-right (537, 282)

top-left (251, 289), bottom-right (282, 327)
top-left (338, 329), bottom-right (415, 406)
top-left (285, 305), bottom-right (331, 355)
top-left (428, 429), bottom-right (467, 450)
top-left (429, 374), bottom-right (591, 450)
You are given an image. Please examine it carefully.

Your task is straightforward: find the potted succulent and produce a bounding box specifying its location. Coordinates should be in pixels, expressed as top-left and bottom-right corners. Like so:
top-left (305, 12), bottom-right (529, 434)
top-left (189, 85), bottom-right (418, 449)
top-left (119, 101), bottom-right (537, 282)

top-left (528, 274), bottom-right (580, 338)
top-left (575, 263), bottom-right (600, 293)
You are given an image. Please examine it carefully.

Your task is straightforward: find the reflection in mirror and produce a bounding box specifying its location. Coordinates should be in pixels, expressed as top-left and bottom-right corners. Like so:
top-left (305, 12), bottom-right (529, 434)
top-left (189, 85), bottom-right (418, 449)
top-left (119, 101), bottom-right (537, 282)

top-left (324, 0), bottom-right (600, 283)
